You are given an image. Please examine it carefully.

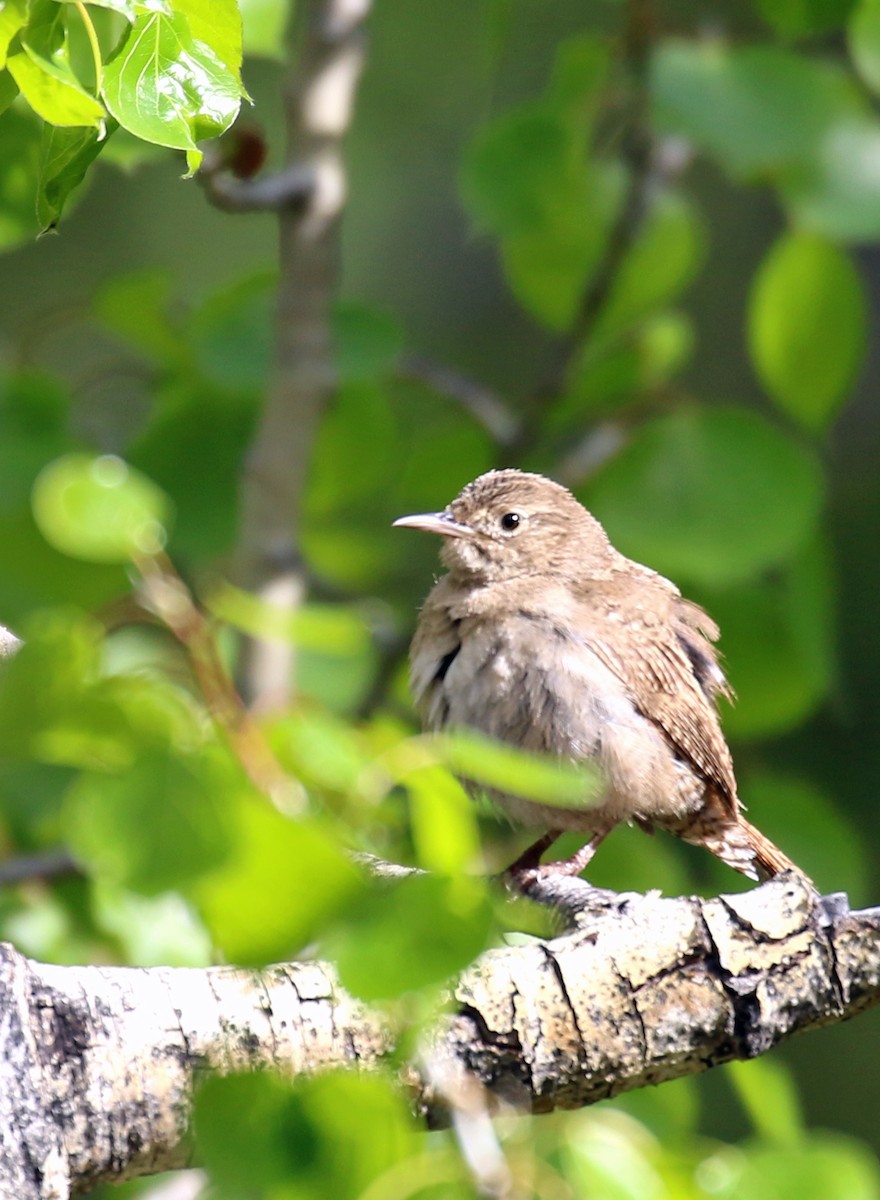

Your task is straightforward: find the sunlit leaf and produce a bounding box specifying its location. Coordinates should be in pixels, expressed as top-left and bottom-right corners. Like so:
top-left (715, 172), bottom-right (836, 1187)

top-left (851, 0), bottom-right (880, 92)
top-left (238, 0), bottom-right (287, 60)
top-left (749, 232), bottom-right (866, 431)
top-left (0, 0), bottom-right (28, 68)
top-left (7, 48), bottom-right (105, 127)
top-left (102, 9), bottom-right (242, 170)
top-left (32, 453), bottom-right (171, 563)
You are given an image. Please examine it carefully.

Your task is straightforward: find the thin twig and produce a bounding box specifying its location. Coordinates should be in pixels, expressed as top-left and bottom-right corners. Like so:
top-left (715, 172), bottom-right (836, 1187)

top-left (505, 0), bottom-right (658, 464)
top-left (0, 849), bottom-right (79, 887)
top-left (398, 354), bottom-right (522, 448)
top-left (135, 553), bottom-right (303, 815)
top-left (198, 161), bottom-right (315, 213)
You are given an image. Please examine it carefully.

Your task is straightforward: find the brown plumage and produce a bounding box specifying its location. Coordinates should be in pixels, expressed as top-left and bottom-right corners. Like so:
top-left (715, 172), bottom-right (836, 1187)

top-left (395, 469), bottom-right (805, 883)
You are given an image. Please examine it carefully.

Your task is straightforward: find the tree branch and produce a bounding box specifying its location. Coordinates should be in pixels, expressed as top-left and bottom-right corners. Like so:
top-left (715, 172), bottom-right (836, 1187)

top-left (232, 0), bottom-right (371, 709)
top-left (3, 875), bottom-right (878, 1196)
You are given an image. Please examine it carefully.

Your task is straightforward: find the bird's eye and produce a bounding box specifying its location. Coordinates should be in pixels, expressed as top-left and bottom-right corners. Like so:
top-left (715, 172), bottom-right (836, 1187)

top-left (499, 512), bottom-right (521, 532)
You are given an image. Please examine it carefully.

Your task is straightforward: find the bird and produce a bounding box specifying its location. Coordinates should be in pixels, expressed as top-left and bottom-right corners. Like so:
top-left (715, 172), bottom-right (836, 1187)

top-left (394, 468), bottom-right (806, 884)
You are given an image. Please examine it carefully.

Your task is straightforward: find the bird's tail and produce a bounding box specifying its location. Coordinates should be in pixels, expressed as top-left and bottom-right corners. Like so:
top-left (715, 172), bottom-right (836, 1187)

top-left (671, 802), bottom-right (812, 885)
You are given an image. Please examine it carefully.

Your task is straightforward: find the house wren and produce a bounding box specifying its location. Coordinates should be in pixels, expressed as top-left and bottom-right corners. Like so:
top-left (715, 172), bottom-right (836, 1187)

top-left (395, 469), bottom-right (805, 883)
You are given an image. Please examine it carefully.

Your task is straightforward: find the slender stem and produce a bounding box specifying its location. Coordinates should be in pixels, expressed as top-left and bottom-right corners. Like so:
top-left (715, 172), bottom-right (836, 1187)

top-left (134, 553), bottom-right (303, 815)
top-left (75, 1), bottom-right (103, 96)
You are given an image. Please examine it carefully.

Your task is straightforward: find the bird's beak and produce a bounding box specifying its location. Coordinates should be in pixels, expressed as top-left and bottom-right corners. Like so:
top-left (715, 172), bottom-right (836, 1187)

top-left (392, 511), bottom-right (475, 539)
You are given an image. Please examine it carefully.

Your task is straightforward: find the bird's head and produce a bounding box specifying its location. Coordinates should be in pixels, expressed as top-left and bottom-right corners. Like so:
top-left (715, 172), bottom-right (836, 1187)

top-left (393, 469), bottom-right (612, 582)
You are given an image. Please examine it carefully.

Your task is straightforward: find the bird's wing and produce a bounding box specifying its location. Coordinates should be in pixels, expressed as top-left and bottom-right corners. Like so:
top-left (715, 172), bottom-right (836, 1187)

top-left (577, 584), bottom-right (738, 813)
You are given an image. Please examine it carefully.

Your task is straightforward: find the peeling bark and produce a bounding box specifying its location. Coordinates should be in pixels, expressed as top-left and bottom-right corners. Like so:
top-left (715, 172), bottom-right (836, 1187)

top-left (0, 874), bottom-right (878, 1197)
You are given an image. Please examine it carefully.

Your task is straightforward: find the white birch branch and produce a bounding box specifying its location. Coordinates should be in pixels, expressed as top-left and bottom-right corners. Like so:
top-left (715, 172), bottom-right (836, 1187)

top-left (1, 874), bottom-right (878, 1197)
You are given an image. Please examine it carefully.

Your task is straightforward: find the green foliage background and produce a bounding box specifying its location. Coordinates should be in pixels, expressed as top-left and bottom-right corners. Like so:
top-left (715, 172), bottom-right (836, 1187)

top-left (1, 0), bottom-right (880, 1197)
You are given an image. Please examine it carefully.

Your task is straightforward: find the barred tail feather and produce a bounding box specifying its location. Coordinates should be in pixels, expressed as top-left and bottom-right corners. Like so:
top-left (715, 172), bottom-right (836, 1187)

top-left (671, 807), bottom-right (812, 884)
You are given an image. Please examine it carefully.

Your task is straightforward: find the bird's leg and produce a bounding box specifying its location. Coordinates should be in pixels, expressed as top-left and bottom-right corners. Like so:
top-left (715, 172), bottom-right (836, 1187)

top-left (538, 824), bottom-right (614, 877)
top-left (504, 831), bottom-right (561, 881)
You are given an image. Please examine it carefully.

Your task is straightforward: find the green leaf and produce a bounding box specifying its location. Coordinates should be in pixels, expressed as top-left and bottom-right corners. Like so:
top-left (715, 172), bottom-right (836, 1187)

top-left (189, 273), bottom-right (273, 391)
top-left (37, 121), bottom-right (111, 230)
top-left (586, 407), bottom-right (824, 587)
top-left (329, 872), bottom-right (494, 1001)
top-left (0, 370), bottom-right (70, 513)
top-left (0, 107), bottom-right (41, 250)
top-left (436, 729), bottom-right (602, 809)
top-left (7, 48), bottom-right (105, 127)
top-left (407, 765), bottom-right (483, 875)
top-left (755, 0), bottom-right (855, 37)
top-left (699, 537), bottom-right (834, 739)
top-left (709, 1133), bottom-right (880, 1200)
top-left (63, 746), bottom-right (237, 893)
top-left (174, 0), bottom-right (243, 79)
top-left (749, 232), bottom-right (866, 431)
top-left (652, 41), bottom-right (858, 178)
top-left (596, 191), bottom-right (706, 337)
top-left (127, 384), bottom-right (257, 562)
top-left (0, 0), bottom-right (28, 68)
top-left (726, 1058), bottom-right (804, 1149)
top-left (32, 453), bottom-right (171, 563)
top-left (193, 799), bottom-right (362, 965)
top-left (332, 301), bottom-right (404, 382)
top-left (102, 9), bottom-right (242, 169)
top-left (55, 0), bottom-right (137, 16)
top-left (92, 269), bottom-right (180, 362)
top-left (850, 0), bottom-right (880, 92)
top-left (195, 1072), bottom-right (419, 1200)
top-left (238, 0), bottom-right (287, 60)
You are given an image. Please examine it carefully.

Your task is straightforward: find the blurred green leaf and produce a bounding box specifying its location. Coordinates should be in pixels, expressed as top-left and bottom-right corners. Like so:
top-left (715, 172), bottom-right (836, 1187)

top-left (190, 273), bottom-right (273, 391)
top-left (596, 191), bottom-right (706, 337)
top-left (586, 407), bottom-right (824, 587)
top-left (238, 0), bottom-right (287, 59)
top-left (703, 537), bottom-right (834, 738)
top-left (749, 232), bottom-right (866, 431)
top-left (460, 40), bottom-right (617, 331)
top-left (727, 1058), bottom-right (804, 1149)
top-left (0, 371), bottom-right (70, 513)
top-left (64, 744), bottom-right (236, 894)
top-left (193, 798), bottom-right (362, 965)
top-left (128, 383), bottom-right (256, 562)
top-left (196, 1070), bottom-right (419, 1200)
top-left (704, 1133), bottom-right (880, 1200)
top-left (0, 107), bottom-right (41, 249)
top-left (407, 765), bottom-right (482, 875)
top-left (755, 0), bottom-right (856, 36)
top-left (211, 585), bottom-right (373, 655)
top-left (32, 452), bottom-right (171, 562)
top-left (330, 872), bottom-right (494, 1001)
top-left (92, 269), bottom-right (181, 362)
top-left (332, 301), bottom-right (404, 381)
top-left (652, 42), bottom-right (855, 179)
top-left (851, 0), bottom-right (880, 92)
top-left (561, 1110), bottom-right (667, 1200)
top-left (435, 729), bottom-right (602, 809)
